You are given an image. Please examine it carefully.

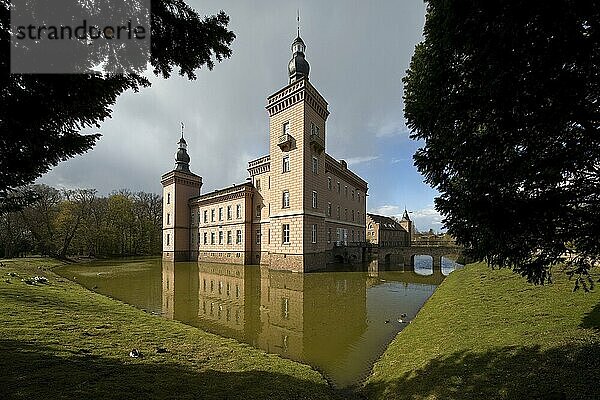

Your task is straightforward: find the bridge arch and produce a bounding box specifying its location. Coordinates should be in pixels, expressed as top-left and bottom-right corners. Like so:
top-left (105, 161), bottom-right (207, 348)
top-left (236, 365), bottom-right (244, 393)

top-left (377, 245), bottom-right (462, 272)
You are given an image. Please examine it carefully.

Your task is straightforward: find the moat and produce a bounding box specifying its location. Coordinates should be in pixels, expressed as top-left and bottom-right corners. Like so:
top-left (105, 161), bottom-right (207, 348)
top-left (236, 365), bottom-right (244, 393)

top-left (58, 257), bottom-right (460, 388)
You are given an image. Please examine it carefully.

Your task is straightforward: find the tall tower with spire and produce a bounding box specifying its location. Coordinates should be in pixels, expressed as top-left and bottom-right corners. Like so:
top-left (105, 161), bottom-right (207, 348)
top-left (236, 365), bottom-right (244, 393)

top-left (260, 27), bottom-right (333, 270)
top-left (161, 126), bottom-right (203, 261)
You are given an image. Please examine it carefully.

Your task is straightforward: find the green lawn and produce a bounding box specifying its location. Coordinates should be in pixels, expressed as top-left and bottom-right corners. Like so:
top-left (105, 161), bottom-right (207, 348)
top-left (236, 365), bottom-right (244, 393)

top-left (364, 263), bottom-right (600, 400)
top-left (0, 258), bottom-right (355, 400)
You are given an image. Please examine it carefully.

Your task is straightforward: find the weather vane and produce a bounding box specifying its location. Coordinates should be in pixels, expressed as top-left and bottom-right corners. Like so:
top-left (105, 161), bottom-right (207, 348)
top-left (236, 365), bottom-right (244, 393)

top-left (297, 9), bottom-right (300, 37)
top-left (180, 121), bottom-right (184, 138)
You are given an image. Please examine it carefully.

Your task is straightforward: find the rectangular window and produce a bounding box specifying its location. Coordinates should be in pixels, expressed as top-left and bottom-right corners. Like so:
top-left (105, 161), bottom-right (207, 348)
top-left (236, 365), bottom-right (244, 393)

top-left (337, 182), bottom-right (341, 193)
top-left (236, 230), bottom-right (242, 244)
top-left (282, 191), bottom-right (290, 208)
top-left (211, 232), bottom-right (215, 245)
top-left (256, 229), bottom-right (261, 244)
top-left (352, 189), bottom-right (355, 200)
top-left (256, 205), bottom-right (261, 218)
top-left (166, 213), bottom-right (170, 225)
top-left (357, 191), bottom-right (361, 203)
top-left (312, 157), bottom-right (318, 174)
top-left (268, 176), bottom-right (271, 189)
top-left (268, 228), bottom-right (271, 244)
top-left (345, 208), bottom-right (348, 220)
top-left (219, 231), bottom-right (223, 245)
top-left (227, 206), bottom-right (232, 220)
top-left (345, 186), bottom-right (348, 197)
top-left (328, 228), bottom-right (332, 243)
top-left (219, 207), bottom-right (223, 221)
top-left (311, 224), bottom-right (317, 243)
top-left (203, 232), bottom-right (207, 245)
top-left (283, 121), bottom-right (290, 136)
top-left (211, 209), bottom-right (215, 222)
top-left (203, 210), bottom-right (208, 223)
top-left (282, 224), bottom-right (290, 244)
top-left (337, 205), bottom-right (340, 219)
top-left (256, 179), bottom-right (261, 190)
top-left (167, 193), bottom-right (170, 204)
top-left (227, 230), bottom-right (232, 245)
top-left (352, 210), bottom-right (355, 222)
top-left (327, 177), bottom-right (332, 190)
top-left (166, 233), bottom-right (170, 246)
top-left (236, 204), bottom-right (241, 219)
top-left (312, 191), bottom-right (318, 209)
top-left (327, 202), bottom-right (332, 217)
top-left (282, 155), bottom-right (290, 173)
top-left (310, 122), bottom-right (320, 137)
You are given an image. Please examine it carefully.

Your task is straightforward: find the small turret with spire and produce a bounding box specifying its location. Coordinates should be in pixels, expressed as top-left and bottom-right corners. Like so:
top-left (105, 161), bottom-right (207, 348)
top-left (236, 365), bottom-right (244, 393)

top-left (288, 11), bottom-right (310, 83)
top-left (402, 208), bottom-right (411, 221)
top-left (175, 122), bottom-right (191, 172)
top-left (161, 122), bottom-right (202, 262)
top-left (400, 207), bottom-right (414, 244)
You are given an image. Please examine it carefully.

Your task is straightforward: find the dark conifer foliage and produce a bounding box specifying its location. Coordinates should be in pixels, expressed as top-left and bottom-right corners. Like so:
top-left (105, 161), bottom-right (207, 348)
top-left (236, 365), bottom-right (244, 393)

top-left (0, 0), bottom-right (235, 208)
top-left (404, 1), bottom-right (599, 287)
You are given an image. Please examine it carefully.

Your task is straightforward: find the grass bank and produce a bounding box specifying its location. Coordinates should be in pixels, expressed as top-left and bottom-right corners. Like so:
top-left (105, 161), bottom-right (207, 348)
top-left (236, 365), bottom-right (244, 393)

top-left (0, 258), bottom-right (355, 400)
top-left (364, 263), bottom-right (600, 400)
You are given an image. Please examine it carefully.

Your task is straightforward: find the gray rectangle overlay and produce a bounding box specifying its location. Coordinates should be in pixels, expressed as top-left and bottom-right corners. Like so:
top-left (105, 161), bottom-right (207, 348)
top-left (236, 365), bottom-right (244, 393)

top-left (11, 0), bottom-right (150, 74)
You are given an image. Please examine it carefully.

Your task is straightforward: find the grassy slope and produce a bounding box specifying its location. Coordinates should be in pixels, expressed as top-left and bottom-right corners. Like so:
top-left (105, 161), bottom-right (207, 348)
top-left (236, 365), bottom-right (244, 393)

top-left (0, 258), bottom-right (355, 400)
top-left (364, 263), bottom-right (600, 400)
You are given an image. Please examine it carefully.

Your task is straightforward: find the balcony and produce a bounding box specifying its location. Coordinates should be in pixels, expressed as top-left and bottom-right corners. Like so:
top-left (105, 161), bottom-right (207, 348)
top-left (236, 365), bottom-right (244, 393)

top-left (278, 133), bottom-right (293, 150)
top-left (310, 133), bottom-right (325, 152)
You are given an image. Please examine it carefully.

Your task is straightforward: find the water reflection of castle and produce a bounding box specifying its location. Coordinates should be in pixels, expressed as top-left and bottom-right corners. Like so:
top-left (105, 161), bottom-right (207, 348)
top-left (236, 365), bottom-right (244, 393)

top-left (161, 261), bottom-right (446, 386)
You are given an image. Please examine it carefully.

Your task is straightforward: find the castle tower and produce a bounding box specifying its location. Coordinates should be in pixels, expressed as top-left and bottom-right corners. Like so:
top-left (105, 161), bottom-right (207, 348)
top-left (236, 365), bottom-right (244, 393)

top-left (400, 208), bottom-right (414, 243)
top-left (264, 33), bottom-right (330, 270)
top-left (161, 131), bottom-right (202, 261)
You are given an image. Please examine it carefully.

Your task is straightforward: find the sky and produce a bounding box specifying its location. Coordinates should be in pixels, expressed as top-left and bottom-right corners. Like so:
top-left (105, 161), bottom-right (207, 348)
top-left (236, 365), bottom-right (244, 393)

top-left (38, 0), bottom-right (445, 232)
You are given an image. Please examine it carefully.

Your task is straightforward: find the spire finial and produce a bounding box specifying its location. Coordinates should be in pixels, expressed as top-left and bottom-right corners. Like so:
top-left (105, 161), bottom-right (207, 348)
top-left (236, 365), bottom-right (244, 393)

top-left (297, 9), bottom-right (300, 37)
top-left (180, 121), bottom-right (185, 139)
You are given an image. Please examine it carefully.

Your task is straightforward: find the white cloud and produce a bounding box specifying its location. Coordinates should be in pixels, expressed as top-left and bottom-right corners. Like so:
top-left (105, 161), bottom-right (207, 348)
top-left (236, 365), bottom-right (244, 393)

top-left (371, 204), bottom-right (402, 216)
top-left (345, 155), bottom-right (379, 166)
top-left (369, 118), bottom-right (410, 138)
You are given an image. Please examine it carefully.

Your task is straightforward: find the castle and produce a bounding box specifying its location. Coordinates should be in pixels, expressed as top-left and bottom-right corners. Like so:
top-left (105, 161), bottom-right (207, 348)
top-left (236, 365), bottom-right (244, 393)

top-left (162, 33), bottom-right (368, 272)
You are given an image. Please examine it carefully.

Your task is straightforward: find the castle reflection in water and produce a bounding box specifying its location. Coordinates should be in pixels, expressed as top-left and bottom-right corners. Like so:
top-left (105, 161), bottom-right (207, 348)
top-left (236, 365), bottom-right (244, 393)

top-left (160, 259), bottom-right (451, 386)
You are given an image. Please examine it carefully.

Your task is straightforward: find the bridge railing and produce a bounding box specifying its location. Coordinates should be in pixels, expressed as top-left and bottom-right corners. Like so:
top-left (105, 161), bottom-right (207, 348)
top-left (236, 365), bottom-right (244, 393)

top-left (333, 241), bottom-right (370, 248)
top-left (411, 240), bottom-right (459, 247)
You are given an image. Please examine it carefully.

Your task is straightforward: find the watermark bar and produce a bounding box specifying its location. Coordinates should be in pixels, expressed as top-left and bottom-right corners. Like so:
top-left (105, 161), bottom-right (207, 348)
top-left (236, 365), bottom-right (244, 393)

top-left (10, 0), bottom-right (150, 74)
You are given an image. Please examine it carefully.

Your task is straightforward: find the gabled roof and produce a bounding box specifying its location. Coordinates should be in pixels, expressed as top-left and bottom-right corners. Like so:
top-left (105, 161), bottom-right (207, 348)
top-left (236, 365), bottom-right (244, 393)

top-left (367, 213), bottom-right (405, 231)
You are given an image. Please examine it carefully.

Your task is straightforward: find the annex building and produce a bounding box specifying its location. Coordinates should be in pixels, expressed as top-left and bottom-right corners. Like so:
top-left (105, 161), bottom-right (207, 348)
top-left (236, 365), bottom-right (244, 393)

top-left (162, 33), bottom-right (368, 272)
top-left (366, 212), bottom-right (413, 248)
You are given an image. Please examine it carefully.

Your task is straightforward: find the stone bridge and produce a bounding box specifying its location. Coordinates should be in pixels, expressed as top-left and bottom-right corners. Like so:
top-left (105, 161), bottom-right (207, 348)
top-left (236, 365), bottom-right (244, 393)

top-left (330, 242), bottom-right (462, 269)
top-left (377, 245), bottom-right (463, 269)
